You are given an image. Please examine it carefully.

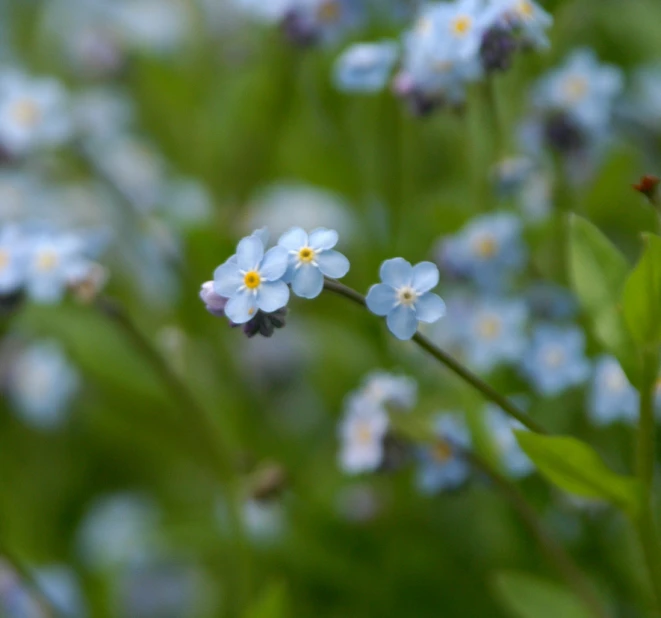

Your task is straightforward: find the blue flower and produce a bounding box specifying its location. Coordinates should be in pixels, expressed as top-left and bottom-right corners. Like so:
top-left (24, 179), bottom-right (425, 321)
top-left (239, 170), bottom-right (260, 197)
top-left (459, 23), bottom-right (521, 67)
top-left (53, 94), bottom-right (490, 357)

top-left (334, 41), bottom-right (399, 93)
top-left (213, 234), bottom-right (290, 324)
top-left (0, 224), bottom-right (27, 294)
top-left (366, 258), bottom-right (446, 340)
top-left (464, 297), bottom-right (528, 372)
top-left (277, 226), bottom-right (350, 299)
top-left (588, 356), bottom-right (638, 426)
top-left (521, 324), bottom-right (590, 396)
top-left (485, 404), bottom-right (533, 478)
top-left (483, 0), bottom-right (553, 49)
top-left (360, 370), bottom-right (417, 410)
top-left (416, 413), bottom-right (471, 494)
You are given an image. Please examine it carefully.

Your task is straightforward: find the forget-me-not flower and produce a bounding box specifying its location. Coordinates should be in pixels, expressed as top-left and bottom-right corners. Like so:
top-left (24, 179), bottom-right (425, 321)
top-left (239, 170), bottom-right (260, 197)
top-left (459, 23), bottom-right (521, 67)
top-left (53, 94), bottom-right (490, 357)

top-left (0, 225), bottom-right (27, 295)
top-left (588, 356), bottom-right (638, 426)
top-left (213, 234), bottom-right (290, 324)
top-left (483, 0), bottom-right (553, 50)
top-left (521, 324), bottom-right (590, 396)
top-left (485, 404), bottom-right (533, 478)
top-left (366, 258), bottom-right (446, 340)
top-left (334, 41), bottom-right (399, 93)
top-left (416, 413), bottom-right (471, 494)
top-left (277, 226), bottom-right (350, 299)
top-left (360, 370), bottom-right (417, 411)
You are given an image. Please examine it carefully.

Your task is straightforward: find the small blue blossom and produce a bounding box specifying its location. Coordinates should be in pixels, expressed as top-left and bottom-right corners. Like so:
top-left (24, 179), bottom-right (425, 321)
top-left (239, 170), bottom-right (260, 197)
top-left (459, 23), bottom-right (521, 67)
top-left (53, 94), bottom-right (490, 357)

top-left (464, 297), bottom-right (528, 372)
top-left (588, 356), bottom-right (638, 426)
top-left (213, 234), bottom-right (290, 324)
top-left (334, 41), bottom-right (399, 93)
top-left (8, 341), bottom-right (80, 430)
top-left (440, 212), bottom-right (526, 290)
top-left (416, 413), bottom-right (471, 494)
top-left (521, 324), bottom-right (590, 396)
top-left (0, 224), bottom-right (27, 295)
top-left (277, 226), bottom-right (350, 299)
top-left (35, 566), bottom-right (87, 618)
top-left (485, 404), bottom-right (533, 478)
top-left (482, 0), bottom-right (553, 50)
top-left (366, 258), bottom-right (446, 340)
top-left (360, 370), bottom-right (417, 411)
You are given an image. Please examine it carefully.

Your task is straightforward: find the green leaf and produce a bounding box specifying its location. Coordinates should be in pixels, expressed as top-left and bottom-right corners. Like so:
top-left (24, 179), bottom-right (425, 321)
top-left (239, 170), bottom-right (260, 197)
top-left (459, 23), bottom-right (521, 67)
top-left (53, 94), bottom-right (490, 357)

top-left (515, 432), bottom-right (643, 517)
top-left (492, 571), bottom-right (591, 618)
top-left (243, 582), bottom-right (289, 618)
top-left (622, 234), bottom-right (661, 346)
top-left (568, 214), bottom-right (640, 385)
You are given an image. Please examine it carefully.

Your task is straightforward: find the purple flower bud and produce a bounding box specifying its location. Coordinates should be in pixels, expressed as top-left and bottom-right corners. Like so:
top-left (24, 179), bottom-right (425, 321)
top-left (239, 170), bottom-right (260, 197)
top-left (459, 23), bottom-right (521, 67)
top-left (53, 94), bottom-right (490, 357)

top-left (543, 112), bottom-right (586, 154)
top-left (480, 26), bottom-right (518, 73)
top-left (199, 281), bottom-right (228, 318)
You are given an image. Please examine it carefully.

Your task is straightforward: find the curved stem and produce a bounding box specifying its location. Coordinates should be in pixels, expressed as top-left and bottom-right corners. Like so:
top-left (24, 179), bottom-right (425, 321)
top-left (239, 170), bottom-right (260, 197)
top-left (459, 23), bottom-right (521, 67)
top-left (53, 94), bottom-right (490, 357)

top-left (322, 279), bottom-right (546, 434)
top-left (467, 452), bottom-right (608, 618)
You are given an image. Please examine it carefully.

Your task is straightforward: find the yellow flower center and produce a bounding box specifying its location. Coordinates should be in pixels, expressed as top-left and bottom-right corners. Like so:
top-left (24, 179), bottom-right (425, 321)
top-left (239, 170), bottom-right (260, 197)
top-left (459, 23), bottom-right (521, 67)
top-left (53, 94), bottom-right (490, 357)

top-left (397, 286), bottom-right (418, 307)
top-left (243, 270), bottom-right (261, 290)
top-left (355, 421), bottom-right (373, 444)
top-left (517, 0), bottom-right (534, 18)
top-left (0, 250), bottom-right (9, 270)
top-left (563, 76), bottom-right (589, 102)
top-left (317, 0), bottom-right (340, 23)
top-left (36, 250), bottom-right (58, 272)
top-left (451, 15), bottom-right (472, 36)
top-left (432, 440), bottom-right (453, 463)
top-left (478, 316), bottom-right (502, 340)
top-left (473, 235), bottom-right (498, 259)
top-left (544, 347), bottom-right (565, 368)
top-left (298, 247), bottom-right (316, 263)
top-left (433, 60), bottom-right (453, 73)
top-left (12, 99), bottom-right (41, 127)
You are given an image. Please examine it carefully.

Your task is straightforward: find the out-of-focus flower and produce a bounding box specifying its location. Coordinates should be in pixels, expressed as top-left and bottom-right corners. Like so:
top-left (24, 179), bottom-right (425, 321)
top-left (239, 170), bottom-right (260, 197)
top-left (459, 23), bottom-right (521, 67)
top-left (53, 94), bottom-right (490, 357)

top-left (8, 341), bottom-right (80, 430)
top-left (74, 88), bottom-right (134, 142)
top-left (338, 394), bottom-right (389, 474)
top-left (0, 70), bottom-right (72, 156)
top-left (213, 235), bottom-right (289, 324)
top-left (416, 414), bottom-right (470, 494)
top-left (525, 283), bottom-right (578, 321)
top-left (626, 65), bottom-right (661, 131)
top-left (281, 0), bottom-right (365, 47)
top-left (464, 297), bottom-right (528, 373)
top-left (485, 404), bottom-right (533, 478)
top-left (334, 41), bottom-right (399, 92)
top-left (161, 178), bottom-right (213, 229)
top-left (521, 324), bottom-right (590, 396)
top-left (439, 212), bottom-right (526, 290)
top-left (278, 227), bottom-right (350, 299)
top-left (366, 258), bottom-right (446, 340)
top-left (482, 0), bottom-right (552, 51)
top-left (35, 566), bottom-right (87, 618)
top-left (589, 356), bottom-right (638, 426)
top-left (0, 225), bottom-right (28, 295)
top-left (359, 370), bottom-right (417, 410)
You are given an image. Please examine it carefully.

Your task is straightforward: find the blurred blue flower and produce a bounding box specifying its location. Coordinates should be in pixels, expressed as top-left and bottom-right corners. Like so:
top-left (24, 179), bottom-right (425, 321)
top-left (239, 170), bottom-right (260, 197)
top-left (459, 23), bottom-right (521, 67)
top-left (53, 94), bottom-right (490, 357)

top-left (464, 297), bottom-right (528, 373)
top-left (338, 393), bottom-right (389, 474)
top-left (525, 282), bottom-right (578, 321)
top-left (213, 234), bottom-right (290, 323)
top-left (35, 566), bottom-right (87, 618)
top-left (359, 370), bottom-right (417, 410)
top-left (0, 225), bottom-right (27, 295)
top-left (334, 41), bottom-right (398, 92)
top-left (281, 0), bottom-right (365, 46)
top-left (521, 324), bottom-right (590, 396)
top-left (440, 212), bottom-right (526, 290)
top-left (278, 226), bottom-right (349, 299)
top-left (589, 356), bottom-right (638, 426)
top-left (416, 413), bottom-right (471, 494)
top-left (483, 0), bottom-right (552, 50)
top-left (366, 258), bottom-right (446, 340)
top-left (485, 404), bottom-right (533, 478)
top-left (8, 341), bottom-right (80, 430)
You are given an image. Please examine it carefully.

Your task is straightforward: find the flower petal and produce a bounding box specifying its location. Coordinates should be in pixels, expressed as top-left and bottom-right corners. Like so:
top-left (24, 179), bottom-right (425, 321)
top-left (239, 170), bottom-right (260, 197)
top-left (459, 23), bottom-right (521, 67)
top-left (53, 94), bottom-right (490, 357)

top-left (277, 227), bottom-right (308, 251)
top-left (380, 257), bottom-right (412, 287)
top-left (257, 280), bottom-right (290, 312)
top-left (236, 235), bottom-right (264, 272)
top-left (415, 292), bottom-right (446, 323)
top-left (386, 304), bottom-right (418, 340)
top-left (366, 283), bottom-right (396, 316)
top-left (213, 260), bottom-right (242, 298)
top-left (292, 264), bottom-right (324, 299)
top-left (316, 249), bottom-right (350, 279)
top-left (411, 261), bottom-right (439, 294)
top-left (260, 246), bottom-right (289, 280)
top-left (224, 289), bottom-right (257, 324)
top-left (309, 228), bottom-right (338, 251)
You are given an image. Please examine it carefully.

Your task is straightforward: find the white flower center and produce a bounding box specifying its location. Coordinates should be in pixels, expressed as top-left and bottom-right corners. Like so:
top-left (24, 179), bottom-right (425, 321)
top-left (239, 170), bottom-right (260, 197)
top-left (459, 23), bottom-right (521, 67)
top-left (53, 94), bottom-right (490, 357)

top-left (563, 75), bottom-right (589, 102)
top-left (354, 421), bottom-right (374, 445)
top-left (543, 346), bottom-right (565, 368)
top-left (396, 286), bottom-right (418, 307)
top-left (35, 250), bottom-right (59, 272)
top-left (11, 99), bottom-right (41, 127)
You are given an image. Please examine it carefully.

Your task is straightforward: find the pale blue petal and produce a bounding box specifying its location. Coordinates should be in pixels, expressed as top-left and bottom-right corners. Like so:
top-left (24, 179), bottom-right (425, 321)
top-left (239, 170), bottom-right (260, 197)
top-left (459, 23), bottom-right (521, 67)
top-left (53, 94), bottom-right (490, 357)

top-left (386, 304), bottom-right (418, 340)
top-left (281, 261), bottom-right (296, 284)
top-left (415, 292), bottom-right (446, 323)
top-left (213, 260), bottom-right (242, 297)
top-left (236, 236), bottom-right (264, 271)
top-left (380, 257), bottom-right (412, 287)
top-left (292, 264), bottom-right (324, 299)
top-left (260, 246), bottom-right (289, 280)
top-left (225, 290), bottom-right (257, 324)
top-left (257, 280), bottom-right (290, 312)
top-left (411, 261), bottom-right (440, 294)
top-left (366, 283), bottom-right (396, 316)
top-left (309, 228), bottom-right (338, 251)
top-left (277, 227), bottom-right (308, 251)
top-left (251, 227), bottom-right (269, 247)
top-left (316, 250), bottom-right (350, 279)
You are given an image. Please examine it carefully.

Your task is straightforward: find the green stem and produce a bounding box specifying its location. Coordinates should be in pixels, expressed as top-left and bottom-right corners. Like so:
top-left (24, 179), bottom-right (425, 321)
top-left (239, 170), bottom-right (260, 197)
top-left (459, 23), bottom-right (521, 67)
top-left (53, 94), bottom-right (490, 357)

top-left (322, 279), bottom-right (546, 434)
top-left (484, 77), bottom-right (506, 160)
top-left (467, 452), bottom-right (608, 618)
top-left (95, 297), bottom-right (252, 612)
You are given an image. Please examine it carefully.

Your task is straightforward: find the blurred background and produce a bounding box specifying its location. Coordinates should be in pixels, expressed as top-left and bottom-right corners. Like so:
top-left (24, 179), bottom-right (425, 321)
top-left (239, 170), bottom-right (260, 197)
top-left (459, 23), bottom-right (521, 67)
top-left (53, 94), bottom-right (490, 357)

top-left (2, 0), bottom-right (661, 616)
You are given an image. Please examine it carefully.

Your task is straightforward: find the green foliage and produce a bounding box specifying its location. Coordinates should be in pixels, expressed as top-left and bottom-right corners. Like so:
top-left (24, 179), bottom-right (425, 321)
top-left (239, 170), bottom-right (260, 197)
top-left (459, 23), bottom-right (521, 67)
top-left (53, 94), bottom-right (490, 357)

top-left (244, 582), bottom-right (289, 618)
top-left (515, 432), bottom-right (643, 517)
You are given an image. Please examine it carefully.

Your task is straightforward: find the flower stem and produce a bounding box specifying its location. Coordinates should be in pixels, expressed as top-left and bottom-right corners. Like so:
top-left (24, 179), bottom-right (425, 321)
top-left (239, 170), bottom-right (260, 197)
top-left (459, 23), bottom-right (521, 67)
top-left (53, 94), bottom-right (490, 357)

top-left (322, 279), bottom-right (546, 434)
top-left (466, 452), bottom-right (608, 618)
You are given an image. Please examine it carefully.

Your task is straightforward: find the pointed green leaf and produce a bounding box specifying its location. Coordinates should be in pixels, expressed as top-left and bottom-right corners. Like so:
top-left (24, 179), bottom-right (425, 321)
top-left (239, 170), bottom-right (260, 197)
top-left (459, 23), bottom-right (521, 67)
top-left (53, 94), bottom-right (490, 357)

top-left (515, 432), bottom-right (643, 517)
top-left (492, 571), bottom-right (591, 618)
top-left (622, 234), bottom-right (661, 345)
top-left (568, 214), bottom-right (640, 385)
